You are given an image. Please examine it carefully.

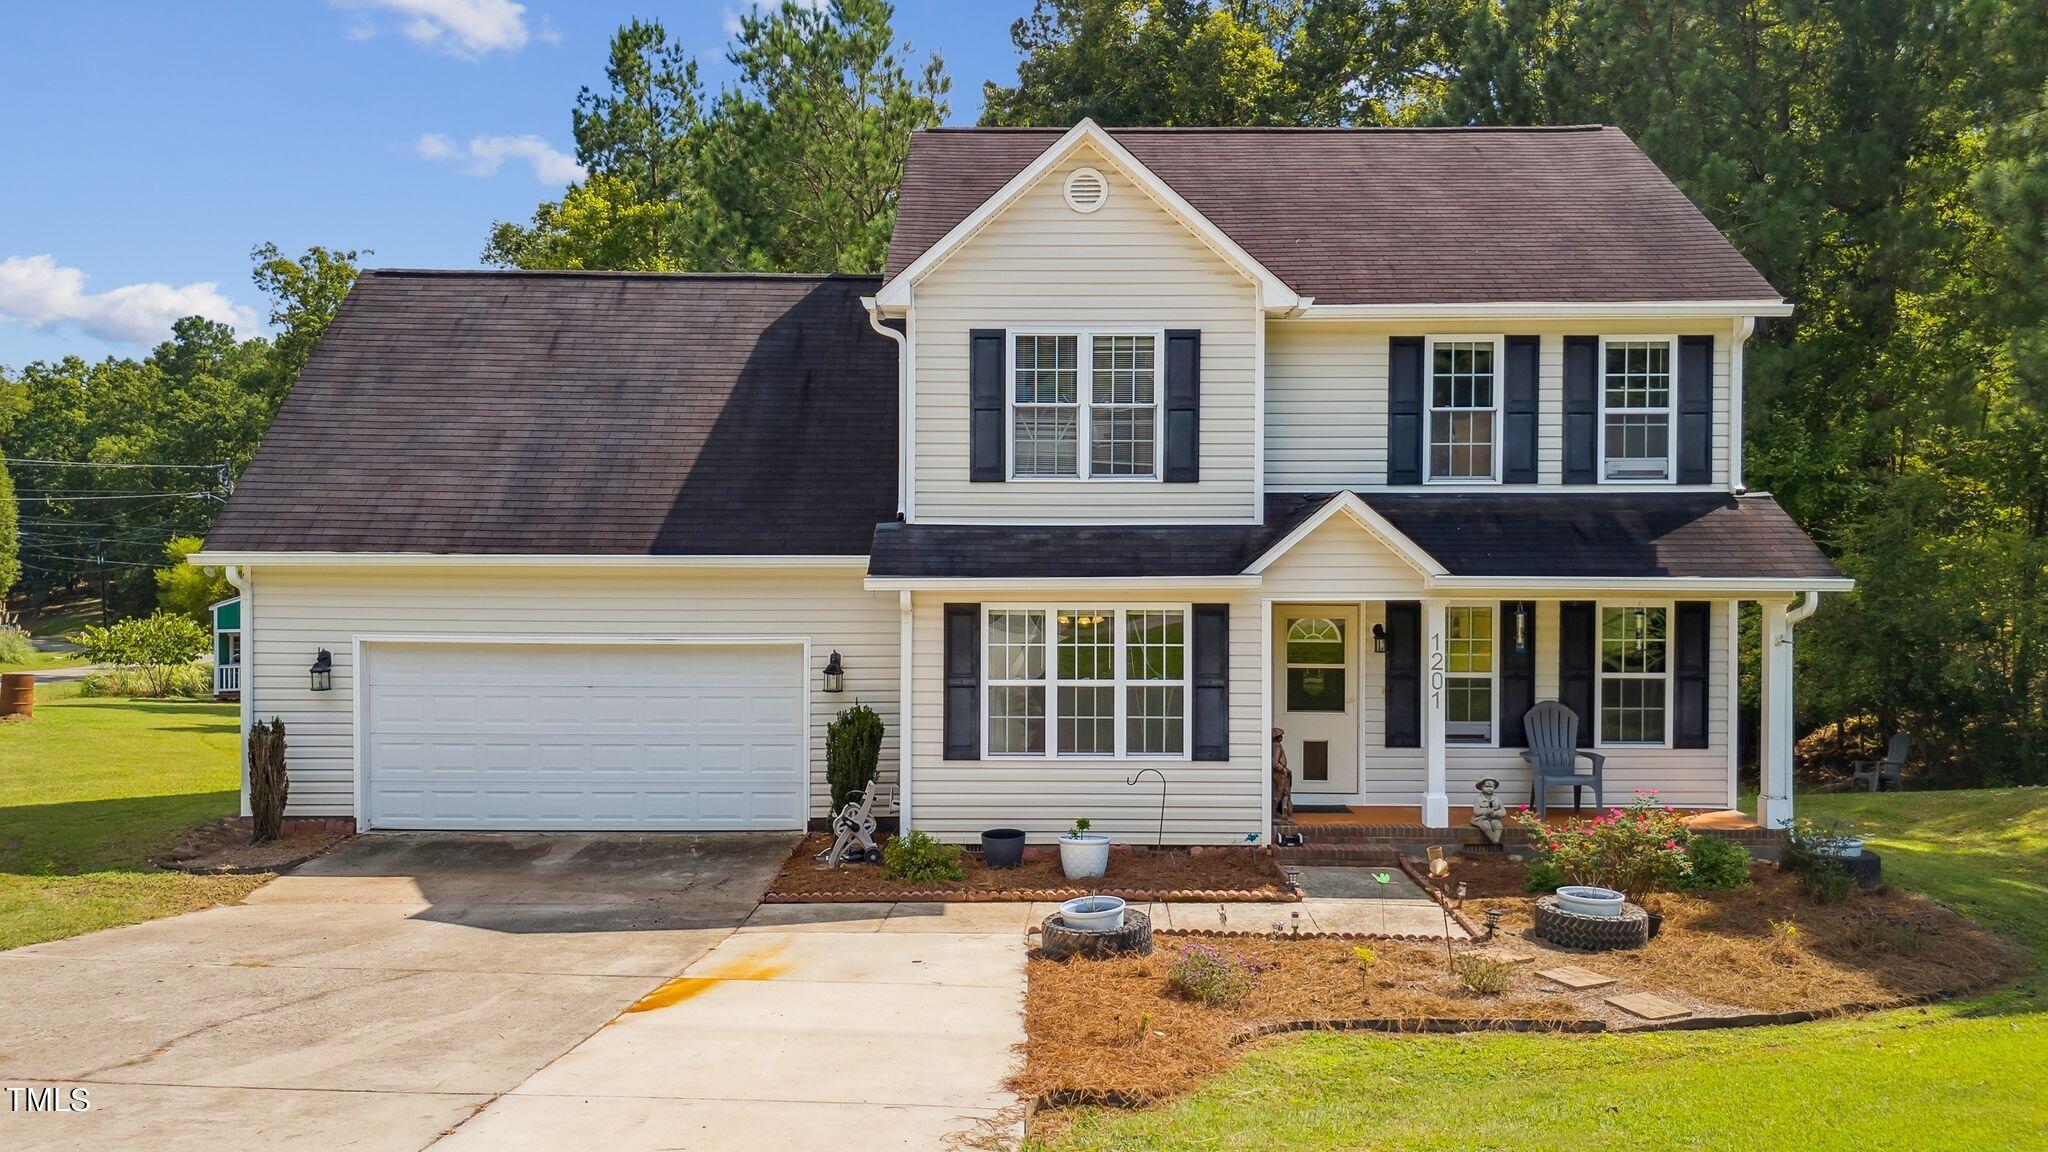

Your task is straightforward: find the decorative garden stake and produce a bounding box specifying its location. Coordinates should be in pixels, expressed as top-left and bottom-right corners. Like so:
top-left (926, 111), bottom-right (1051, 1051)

top-left (1372, 871), bottom-right (1392, 933)
top-left (1125, 767), bottom-right (1168, 848)
top-left (1483, 905), bottom-right (1505, 937)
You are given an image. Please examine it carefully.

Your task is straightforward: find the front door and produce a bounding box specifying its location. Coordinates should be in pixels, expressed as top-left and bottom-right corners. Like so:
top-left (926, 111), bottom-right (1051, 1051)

top-left (1276, 606), bottom-right (1359, 796)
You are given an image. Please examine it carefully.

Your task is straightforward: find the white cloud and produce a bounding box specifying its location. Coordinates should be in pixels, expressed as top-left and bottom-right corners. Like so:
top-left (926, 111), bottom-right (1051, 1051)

top-left (414, 133), bottom-right (585, 184)
top-left (337, 0), bottom-right (532, 57)
top-left (0, 255), bottom-right (261, 348)
top-left (723, 0), bottom-right (829, 37)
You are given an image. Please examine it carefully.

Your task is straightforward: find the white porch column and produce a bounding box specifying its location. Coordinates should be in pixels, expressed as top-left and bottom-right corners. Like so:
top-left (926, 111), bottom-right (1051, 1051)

top-left (897, 590), bottom-right (914, 831)
top-left (1759, 598), bottom-right (1796, 831)
top-left (1422, 597), bottom-right (1449, 827)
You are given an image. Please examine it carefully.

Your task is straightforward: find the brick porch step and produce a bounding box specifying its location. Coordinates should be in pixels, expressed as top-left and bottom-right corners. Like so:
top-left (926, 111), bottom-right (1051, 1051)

top-left (1276, 845), bottom-right (1403, 867)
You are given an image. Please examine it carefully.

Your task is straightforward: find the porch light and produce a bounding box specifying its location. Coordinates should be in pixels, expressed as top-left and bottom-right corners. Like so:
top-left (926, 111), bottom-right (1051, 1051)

top-left (309, 649), bottom-right (333, 693)
top-left (822, 650), bottom-right (845, 694)
top-left (1371, 623), bottom-right (1388, 653)
top-left (1513, 604), bottom-right (1529, 654)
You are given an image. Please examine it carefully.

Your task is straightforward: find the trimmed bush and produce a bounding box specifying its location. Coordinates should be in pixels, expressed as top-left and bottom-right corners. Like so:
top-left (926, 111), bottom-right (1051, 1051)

top-left (826, 702), bottom-right (885, 813)
top-left (80, 663), bottom-right (212, 699)
top-left (0, 627), bottom-right (36, 665)
top-left (250, 716), bottom-right (289, 844)
top-left (1680, 834), bottom-right (1755, 891)
top-left (881, 830), bottom-right (965, 883)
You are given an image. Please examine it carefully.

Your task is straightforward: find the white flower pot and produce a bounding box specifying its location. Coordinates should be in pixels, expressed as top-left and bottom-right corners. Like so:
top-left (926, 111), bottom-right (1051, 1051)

top-left (1058, 895), bottom-right (1126, 932)
top-left (1815, 837), bottom-right (1865, 859)
top-left (1059, 833), bottom-right (1111, 880)
top-left (1555, 885), bottom-right (1627, 918)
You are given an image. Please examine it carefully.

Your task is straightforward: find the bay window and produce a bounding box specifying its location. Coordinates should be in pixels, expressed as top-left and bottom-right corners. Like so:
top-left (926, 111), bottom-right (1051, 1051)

top-left (1426, 337), bottom-right (1501, 481)
top-left (1011, 331), bottom-right (1160, 479)
top-left (984, 606), bottom-right (1188, 758)
top-left (1601, 338), bottom-right (1676, 481)
top-left (1599, 604), bottom-right (1669, 745)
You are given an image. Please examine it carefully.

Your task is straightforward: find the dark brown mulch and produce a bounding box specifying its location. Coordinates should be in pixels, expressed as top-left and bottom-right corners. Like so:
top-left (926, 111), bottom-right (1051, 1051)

top-left (764, 833), bottom-right (1294, 902)
top-left (153, 817), bottom-right (351, 875)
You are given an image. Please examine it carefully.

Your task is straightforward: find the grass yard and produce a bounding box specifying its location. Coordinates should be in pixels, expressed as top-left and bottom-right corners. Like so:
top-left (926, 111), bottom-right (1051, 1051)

top-left (0, 648), bottom-right (92, 675)
top-left (1035, 788), bottom-right (2048, 1152)
top-left (0, 682), bottom-right (262, 950)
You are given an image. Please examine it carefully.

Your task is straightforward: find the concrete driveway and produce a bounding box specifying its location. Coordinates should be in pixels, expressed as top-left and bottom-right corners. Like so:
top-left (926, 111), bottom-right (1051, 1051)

top-left (0, 832), bottom-right (793, 1152)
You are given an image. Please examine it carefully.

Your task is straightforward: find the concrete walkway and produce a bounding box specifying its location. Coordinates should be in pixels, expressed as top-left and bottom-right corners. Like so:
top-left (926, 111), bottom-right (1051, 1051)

top-left (433, 901), bottom-right (1027, 1151)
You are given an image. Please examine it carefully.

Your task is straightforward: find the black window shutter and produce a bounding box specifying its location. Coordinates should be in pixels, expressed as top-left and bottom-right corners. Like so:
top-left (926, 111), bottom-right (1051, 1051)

top-left (1164, 329), bottom-right (1201, 483)
top-left (1499, 600), bottom-right (1537, 747)
top-left (1387, 337), bottom-right (1424, 485)
top-left (1564, 336), bottom-right (1599, 484)
top-left (1192, 604), bottom-right (1229, 760)
top-left (943, 604), bottom-right (980, 759)
top-left (1674, 601), bottom-right (1711, 748)
top-left (968, 329), bottom-right (1005, 482)
top-left (1558, 600), bottom-right (1596, 748)
top-left (1383, 602), bottom-right (1421, 748)
top-left (1503, 336), bottom-right (1540, 484)
top-left (1677, 335), bottom-right (1714, 484)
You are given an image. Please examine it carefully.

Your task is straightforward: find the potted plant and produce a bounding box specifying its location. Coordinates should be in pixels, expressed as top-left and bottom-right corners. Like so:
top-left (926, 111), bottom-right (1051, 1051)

top-left (1058, 894), bottom-right (1126, 931)
top-left (980, 827), bottom-right (1027, 869)
top-left (1059, 818), bottom-right (1111, 880)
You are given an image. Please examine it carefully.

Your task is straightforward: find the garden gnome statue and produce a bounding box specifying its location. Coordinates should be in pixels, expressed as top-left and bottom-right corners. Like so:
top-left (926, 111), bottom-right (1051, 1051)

top-left (1470, 777), bottom-right (1508, 845)
top-left (1271, 728), bottom-right (1293, 824)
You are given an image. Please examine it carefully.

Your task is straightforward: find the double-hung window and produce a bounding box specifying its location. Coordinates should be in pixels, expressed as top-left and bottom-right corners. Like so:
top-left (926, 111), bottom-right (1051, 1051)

top-left (1598, 604), bottom-right (1669, 745)
top-left (1426, 337), bottom-right (1501, 482)
top-left (983, 606), bottom-right (1188, 758)
top-left (1444, 605), bottom-right (1496, 744)
top-left (1011, 332), bottom-right (1159, 478)
top-left (1601, 338), bottom-right (1676, 481)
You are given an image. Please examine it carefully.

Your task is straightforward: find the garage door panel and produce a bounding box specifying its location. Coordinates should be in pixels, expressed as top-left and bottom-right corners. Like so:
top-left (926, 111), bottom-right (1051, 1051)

top-left (364, 642), bottom-right (805, 831)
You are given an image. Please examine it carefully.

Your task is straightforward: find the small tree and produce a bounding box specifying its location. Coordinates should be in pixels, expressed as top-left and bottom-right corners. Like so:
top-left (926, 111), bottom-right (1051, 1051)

top-left (826, 702), bottom-right (885, 812)
top-left (76, 611), bottom-right (209, 697)
top-left (155, 536), bottom-right (233, 625)
top-left (249, 717), bottom-right (289, 844)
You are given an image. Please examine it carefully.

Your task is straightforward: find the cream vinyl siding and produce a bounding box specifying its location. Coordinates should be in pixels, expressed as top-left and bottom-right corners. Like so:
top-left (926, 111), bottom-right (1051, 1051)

top-left (908, 590), bottom-right (1265, 844)
top-left (244, 566), bottom-right (898, 821)
top-left (909, 144), bottom-right (1260, 523)
top-left (1263, 319), bottom-right (1735, 489)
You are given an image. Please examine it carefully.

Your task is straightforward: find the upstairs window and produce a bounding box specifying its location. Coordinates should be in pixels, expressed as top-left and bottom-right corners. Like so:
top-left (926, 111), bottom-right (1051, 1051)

top-left (1602, 338), bottom-right (1676, 481)
top-left (1427, 338), bottom-right (1500, 481)
top-left (1011, 332), bottom-right (1159, 479)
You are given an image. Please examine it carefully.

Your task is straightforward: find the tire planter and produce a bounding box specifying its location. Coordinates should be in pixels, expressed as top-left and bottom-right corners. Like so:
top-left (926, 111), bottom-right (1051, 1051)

top-left (1554, 885), bottom-right (1627, 918)
top-left (1040, 908), bottom-right (1153, 960)
top-left (1058, 895), bottom-right (1127, 931)
top-left (1779, 848), bottom-right (1884, 887)
top-left (980, 828), bottom-right (1027, 869)
top-left (1532, 895), bottom-right (1651, 951)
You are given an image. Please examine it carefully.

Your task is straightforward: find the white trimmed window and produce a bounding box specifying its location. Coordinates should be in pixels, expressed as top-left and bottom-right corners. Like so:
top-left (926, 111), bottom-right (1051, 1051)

top-left (1426, 337), bottom-right (1501, 482)
top-left (1444, 605), bottom-right (1496, 744)
top-left (984, 606), bottom-right (1188, 758)
top-left (1599, 604), bottom-right (1670, 745)
top-left (1601, 338), bottom-right (1676, 481)
top-left (1010, 332), bottom-right (1160, 479)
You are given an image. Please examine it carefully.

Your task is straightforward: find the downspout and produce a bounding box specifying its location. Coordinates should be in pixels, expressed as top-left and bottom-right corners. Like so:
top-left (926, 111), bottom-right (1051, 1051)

top-left (1730, 316), bottom-right (1755, 491)
top-left (1785, 590), bottom-right (1820, 630)
top-left (223, 564), bottom-right (253, 818)
top-left (862, 297), bottom-right (908, 519)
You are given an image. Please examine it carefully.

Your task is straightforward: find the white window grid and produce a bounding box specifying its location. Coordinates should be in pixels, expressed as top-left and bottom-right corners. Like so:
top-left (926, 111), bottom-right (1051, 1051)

top-left (1008, 329), bottom-right (1164, 480)
top-left (1444, 603), bottom-right (1497, 745)
top-left (982, 605), bottom-right (1191, 760)
top-left (1597, 602), bottom-right (1673, 747)
top-left (1600, 336), bottom-right (1679, 483)
top-left (1425, 335), bottom-right (1504, 483)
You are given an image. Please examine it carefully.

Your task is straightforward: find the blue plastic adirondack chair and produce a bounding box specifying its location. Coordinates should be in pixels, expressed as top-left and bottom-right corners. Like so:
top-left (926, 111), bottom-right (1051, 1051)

top-left (1520, 700), bottom-right (1606, 817)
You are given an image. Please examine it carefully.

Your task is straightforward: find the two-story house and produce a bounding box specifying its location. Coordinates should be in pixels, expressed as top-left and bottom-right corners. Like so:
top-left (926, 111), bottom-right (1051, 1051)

top-left (196, 120), bottom-right (1846, 843)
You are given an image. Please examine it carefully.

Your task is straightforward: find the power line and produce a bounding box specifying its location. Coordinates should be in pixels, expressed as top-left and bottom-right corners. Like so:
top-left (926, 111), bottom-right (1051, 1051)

top-left (2, 458), bottom-right (226, 470)
top-left (19, 491), bottom-right (220, 503)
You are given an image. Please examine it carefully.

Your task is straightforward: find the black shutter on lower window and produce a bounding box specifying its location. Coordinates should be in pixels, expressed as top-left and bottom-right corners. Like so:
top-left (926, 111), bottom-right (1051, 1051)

top-left (1677, 335), bottom-right (1714, 484)
top-left (1164, 329), bottom-right (1201, 483)
top-left (1191, 604), bottom-right (1229, 761)
top-left (1564, 336), bottom-right (1599, 484)
top-left (1387, 337), bottom-right (1424, 485)
top-left (968, 329), bottom-right (1005, 482)
top-left (1499, 601), bottom-right (1537, 747)
top-left (943, 604), bottom-right (980, 760)
top-left (1674, 601), bottom-right (1711, 748)
top-left (1384, 602), bottom-right (1421, 748)
top-left (1503, 337), bottom-right (1540, 484)
top-left (1558, 601), bottom-right (1596, 749)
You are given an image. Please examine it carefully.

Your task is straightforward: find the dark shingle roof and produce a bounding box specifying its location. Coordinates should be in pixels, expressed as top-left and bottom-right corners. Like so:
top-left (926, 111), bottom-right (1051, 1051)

top-left (885, 126), bottom-right (1779, 305)
top-left (206, 270), bottom-right (897, 555)
top-left (868, 498), bottom-right (1329, 579)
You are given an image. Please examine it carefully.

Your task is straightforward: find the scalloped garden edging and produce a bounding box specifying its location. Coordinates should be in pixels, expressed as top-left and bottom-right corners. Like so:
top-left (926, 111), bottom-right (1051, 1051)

top-left (765, 883), bottom-right (1303, 904)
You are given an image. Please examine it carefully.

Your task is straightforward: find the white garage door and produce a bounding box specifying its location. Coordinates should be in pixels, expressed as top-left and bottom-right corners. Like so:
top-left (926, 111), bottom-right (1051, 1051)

top-left (362, 642), bottom-right (806, 831)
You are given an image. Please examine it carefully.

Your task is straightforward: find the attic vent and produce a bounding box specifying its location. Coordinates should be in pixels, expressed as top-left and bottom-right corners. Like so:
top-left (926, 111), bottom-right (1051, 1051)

top-left (1063, 167), bottom-right (1109, 214)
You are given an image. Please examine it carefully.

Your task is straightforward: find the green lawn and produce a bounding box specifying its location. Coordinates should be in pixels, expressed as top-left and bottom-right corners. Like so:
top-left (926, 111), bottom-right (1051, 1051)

top-left (0, 649), bottom-right (92, 675)
top-left (0, 682), bottom-right (261, 950)
top-left (1037, 788), bottom-right (2048, 1152)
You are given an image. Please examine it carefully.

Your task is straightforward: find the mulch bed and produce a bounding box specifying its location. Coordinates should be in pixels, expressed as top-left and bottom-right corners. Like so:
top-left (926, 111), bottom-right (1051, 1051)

top-left (763, 833), bottom-right (1296, 902)
top-left (153, 816), bottom-right (351, 875)
top-left (1015, 857), bottom-right (2020, 1110)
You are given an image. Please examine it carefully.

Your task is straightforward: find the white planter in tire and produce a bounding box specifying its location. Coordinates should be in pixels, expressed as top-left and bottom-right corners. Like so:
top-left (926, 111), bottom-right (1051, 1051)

top-left (1059, 829), bottom-right (1111, 880)
top-left (1554, 885), bottom-right (1627, 918)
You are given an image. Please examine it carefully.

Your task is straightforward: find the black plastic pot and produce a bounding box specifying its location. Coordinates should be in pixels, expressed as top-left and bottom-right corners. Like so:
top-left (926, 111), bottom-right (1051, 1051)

top-left (1646, 911), bottom-right (1664, 940)
top-left (981, 828), bottom-right (1027, 869)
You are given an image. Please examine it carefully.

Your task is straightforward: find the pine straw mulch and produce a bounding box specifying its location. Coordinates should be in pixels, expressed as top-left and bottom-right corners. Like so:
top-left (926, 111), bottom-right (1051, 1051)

top-left (1015, 858), bottom-right (2021, 1109)
top-left (763, 833), bottom-right (1293, 901)
top-left (153, 817), bottom-right (352, 875)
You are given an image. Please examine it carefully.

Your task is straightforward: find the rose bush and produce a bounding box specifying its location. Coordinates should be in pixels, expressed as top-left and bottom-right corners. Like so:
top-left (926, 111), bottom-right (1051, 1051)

top-left (1513, 790), bottom-right (1694, 900)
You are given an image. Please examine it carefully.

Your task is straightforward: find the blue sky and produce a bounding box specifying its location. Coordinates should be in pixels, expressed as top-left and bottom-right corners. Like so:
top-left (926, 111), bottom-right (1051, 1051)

top-left (0, 1), bottom-right (1020, 370)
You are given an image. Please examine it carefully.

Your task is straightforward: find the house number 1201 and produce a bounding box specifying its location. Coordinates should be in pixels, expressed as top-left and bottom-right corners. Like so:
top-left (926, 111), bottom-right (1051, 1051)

top-left (1429, 633), bottom-right (1444, 706)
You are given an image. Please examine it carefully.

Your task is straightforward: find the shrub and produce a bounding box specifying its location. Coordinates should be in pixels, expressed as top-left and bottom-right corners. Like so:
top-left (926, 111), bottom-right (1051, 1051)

top-left (76, 611), bottom-right (209, 696)
top-left (881, 830), bottom-right (965, 883)
top-left (1453, 955), bottom-right (1516, 995)
top-left (0, 626), bottom-right (35, 665)
top-left (1845, 909), bottom-right (1925, 955)
top-left (825, 703), bottom-right (885, 812)
top-left (1802, 856), bottom-right (1854, 906)
top-left (1523, 856), bottom-right (1566, 893)
top-left (80, 663), bottom-right (212, 699)
top-left (1351, 945), bottom-right (1378, 971)
top-left (1166, 941), bottom-right (1268, 1007)
top-left (1512, 791), bottom-right (1694, 900)
top-left (250, 716), bottom-right (289, 844)
top-left (1679, 834), bottom-right (1755, 891)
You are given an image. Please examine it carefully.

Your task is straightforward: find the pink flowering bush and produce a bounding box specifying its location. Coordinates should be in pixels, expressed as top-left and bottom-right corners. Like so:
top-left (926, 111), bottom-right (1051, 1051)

top-left (1513, 790), bottom-right (1694, 900)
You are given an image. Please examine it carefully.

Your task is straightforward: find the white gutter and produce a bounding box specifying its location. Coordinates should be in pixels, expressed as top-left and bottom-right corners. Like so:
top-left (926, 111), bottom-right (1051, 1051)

top-left (1289, 300), bottom-right (1795, 322)
top-left (189, 552), bottom-right (869, 569)
top-left (1426, 576), bottom-right (1854, 595)
top-left (861, 295), bottom-right (909, 519)
top-left (864, 575), bottom-right (1263, 592)
top-left (223, 564), bottom-right (252, 819)
top-left (1786, 589), bottom-right (1821, 627)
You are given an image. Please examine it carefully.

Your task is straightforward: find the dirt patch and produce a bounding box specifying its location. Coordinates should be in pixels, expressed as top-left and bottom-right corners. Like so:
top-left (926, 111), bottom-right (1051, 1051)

top-left (1016, 857), bottom-right (2019, 1109)
top-left (154, 817), bottom-right (350, 875)
top-left (765, 834), bottom-right (1293, 901)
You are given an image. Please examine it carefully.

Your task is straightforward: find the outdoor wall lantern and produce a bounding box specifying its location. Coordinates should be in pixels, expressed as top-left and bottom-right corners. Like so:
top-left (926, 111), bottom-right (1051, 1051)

top-left (1513, 603), bottom-right (1529, 654)
top-left (1370, 623), bottom-right (1388, 653)
top-left (822, 650), bottom-right (845, 694)
top-left (309, 649), bottom-right (334, 692)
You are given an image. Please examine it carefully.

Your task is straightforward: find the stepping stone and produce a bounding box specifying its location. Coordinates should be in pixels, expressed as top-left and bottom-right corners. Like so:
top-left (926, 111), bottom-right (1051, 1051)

top-left (1535, 965), bottom-right (1616, 990)
top-left (1471, 948), bottom-right (1537, 965)
top-left (1606, 992), bottom-right (1693, 1021)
